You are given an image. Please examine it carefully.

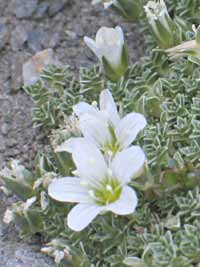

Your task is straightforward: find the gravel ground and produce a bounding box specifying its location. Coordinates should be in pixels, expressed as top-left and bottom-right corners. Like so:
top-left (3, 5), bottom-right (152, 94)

top-left (0, 0), bottom-right (144, 266)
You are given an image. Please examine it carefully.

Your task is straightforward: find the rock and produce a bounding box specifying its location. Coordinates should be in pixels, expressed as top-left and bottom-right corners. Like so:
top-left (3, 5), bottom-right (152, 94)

top-left (0, 24), bottom-right (10, 50)
top-left (48, 32), bottom-right (61, 48)
top-left (1, 123), bottom-right (9, 135)
top-left (0, 242), bottom-right (53, 267)
top-left (10, 52), bottom-right (31, 90)
top-left (35, 2), bottom-right (49, 18)
top-left (27, 30), bottom-right (49, 52)
top-left (13, 0), bottom-right (38, 18)
top-left (48, 0), bottom-right (67, 17)
top-left (10, 25), bottom-right (28, 52)
top-left (0, 135), bottom-right (6, 152)
top-left (0, 53), bottom-right (11, 94)
top-left (22, 49), bottom-right (58, 87)
top-left (7, 138), bottom-right (18, 148)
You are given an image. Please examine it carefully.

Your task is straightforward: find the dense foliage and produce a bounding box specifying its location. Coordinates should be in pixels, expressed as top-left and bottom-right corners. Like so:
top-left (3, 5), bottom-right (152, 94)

top-left (1, 0), bottom-right (200, 266)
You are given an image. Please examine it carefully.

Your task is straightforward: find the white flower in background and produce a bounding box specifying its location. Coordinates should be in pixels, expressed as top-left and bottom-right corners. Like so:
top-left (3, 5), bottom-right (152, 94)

top-left (92, 0), bottom-right (143, 21)
top-left (92, 0), bottom-right (116, 8)
top-left (144, 0), bottom-right (174, 48)
top-left (84, 26), bottom-right (128, 81)
top-left (49, 138), bottom-right (145, 231)
top-left (166, 25), bottom-right (200, 61)
top-left (57, 89), bottom-right (147, 156)
top-left (166, 40), bottom-right (200, 59)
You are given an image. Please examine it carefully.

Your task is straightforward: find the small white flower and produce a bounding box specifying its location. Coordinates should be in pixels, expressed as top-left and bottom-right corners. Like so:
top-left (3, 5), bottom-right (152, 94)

top-left (144, 0), bottom-right (168, 26)
top-left (166, 40), bottom-right (200, 59)
top-left (144, 0), bottom-right (174, 48)
top-left (84, 26), bottom-right (128, 81)
top-left (84, 26), bottom-right (124, 67)
top-left (57, 89), bottom-right (147, 156)
top-left (49, 138), bottom-right (145, 231)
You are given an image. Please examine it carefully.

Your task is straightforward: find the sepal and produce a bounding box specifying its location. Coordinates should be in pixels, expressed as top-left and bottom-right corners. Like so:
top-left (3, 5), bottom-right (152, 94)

top-left (111, 0), bottom-right (143, 21)
top-left (102, 44), bottom-right (129, 81)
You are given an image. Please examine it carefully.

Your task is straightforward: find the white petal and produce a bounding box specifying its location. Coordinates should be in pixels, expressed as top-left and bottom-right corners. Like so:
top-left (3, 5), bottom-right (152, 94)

top-left (115, 112), bottom-right (147, 149)
top-left (96, 27), bottom-right (123, 67)
top-left (59, 138), bottom-right (107, 185)
top-left (115, 26), bottom-right (124, 44)
top-left (111, 146), bottom-right (146, 183)
top-left (73, 102), bottom-right (97, 117)
top-left (84, 36), bottom-right (102, 60)
top-left (48, 177), bottom-right (90, 203)
top-left (67, 203), bottom-right (103, 231)
top-left (100, 89), bottom-right (120, 126)
top-left (103, 45), bottom-right (122, 67)
top-left (79, 113), bottom-right (111, 148)
top-left (107, 186), bottom-right (138, 215)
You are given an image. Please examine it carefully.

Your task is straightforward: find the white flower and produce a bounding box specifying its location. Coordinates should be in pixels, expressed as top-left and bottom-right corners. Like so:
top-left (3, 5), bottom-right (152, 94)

top-left (166, 25), bottom-right (200, 60)
top-left (57, 89), bottom-right (147, 156)
top-left (144, 0), bottom-right (174, 48)
top-left (144, 0), bottom-right (169, 26)
top-left (84, 26), bottom-right (124, 68)
top-left (84, 27), bottom-right (128, 81)
top-left (166, 40), bottom-right (200, 59)
top-left (49, 138), bottom-right (145, 231)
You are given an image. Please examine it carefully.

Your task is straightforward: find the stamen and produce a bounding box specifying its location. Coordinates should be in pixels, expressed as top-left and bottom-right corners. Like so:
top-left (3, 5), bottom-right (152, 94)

top-left (106, 184), bottom-right (113, 193)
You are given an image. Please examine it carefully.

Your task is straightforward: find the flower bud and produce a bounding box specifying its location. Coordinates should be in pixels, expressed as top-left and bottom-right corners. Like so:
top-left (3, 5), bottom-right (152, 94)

top-left (92, 0), bottom-right (143, 21)
top-left (166, 26), bottom-right (200, 63)
top-left (84, 26), bottom-right (129, 81)
top-left (144, 0), bottom-right (175, 48)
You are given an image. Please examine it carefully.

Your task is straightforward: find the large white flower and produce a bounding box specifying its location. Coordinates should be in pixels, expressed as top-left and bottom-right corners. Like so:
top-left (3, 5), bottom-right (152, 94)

top-left (49, 138), bottom-right (145, 231)
top-left (58, 89), bottom-right (147, 156)
top-left (84, 27), bottom-right (128, 81)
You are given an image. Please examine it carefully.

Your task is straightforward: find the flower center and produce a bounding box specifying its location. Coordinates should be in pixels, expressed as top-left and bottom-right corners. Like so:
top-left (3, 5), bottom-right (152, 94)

top-left (90, 177), bottom-right (122, 206)
top-left (103, 125), bottom-right (121, 155)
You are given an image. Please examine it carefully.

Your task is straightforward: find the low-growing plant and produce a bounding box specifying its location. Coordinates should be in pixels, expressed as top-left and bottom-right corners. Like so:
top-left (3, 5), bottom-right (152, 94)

top-left (1, 0), bottom-right (200, 267)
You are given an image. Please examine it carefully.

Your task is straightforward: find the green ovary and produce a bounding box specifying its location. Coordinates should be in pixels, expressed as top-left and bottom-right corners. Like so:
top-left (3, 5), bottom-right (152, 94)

top-left (94, 177), bottom-right (122, 206)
